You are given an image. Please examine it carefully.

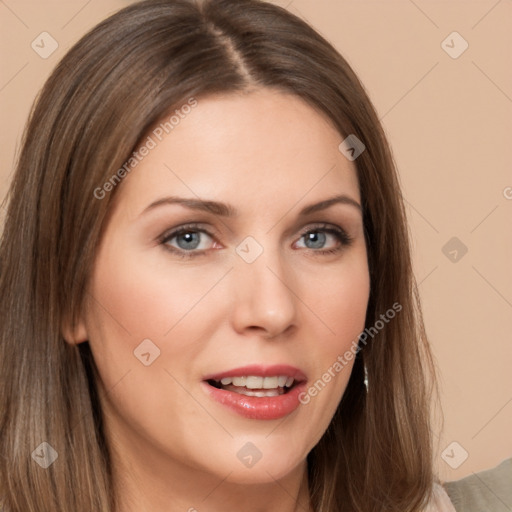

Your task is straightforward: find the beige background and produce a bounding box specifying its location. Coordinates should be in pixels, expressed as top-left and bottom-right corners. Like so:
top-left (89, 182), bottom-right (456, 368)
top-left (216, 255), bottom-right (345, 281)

top-left (1, 0), bottom-right (511, 483)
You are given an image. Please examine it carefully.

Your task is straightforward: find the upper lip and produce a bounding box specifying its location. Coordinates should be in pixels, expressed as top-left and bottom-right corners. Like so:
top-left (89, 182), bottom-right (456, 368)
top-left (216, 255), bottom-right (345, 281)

top-left (203, 364), bottom-right (307, 382)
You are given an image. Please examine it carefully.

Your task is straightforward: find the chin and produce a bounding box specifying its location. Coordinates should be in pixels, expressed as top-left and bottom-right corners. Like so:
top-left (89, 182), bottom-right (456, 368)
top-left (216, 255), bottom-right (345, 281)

top-left (224, 458), bottom-right (305, 485)
top-left (206, 438), bottom-right (308, 485)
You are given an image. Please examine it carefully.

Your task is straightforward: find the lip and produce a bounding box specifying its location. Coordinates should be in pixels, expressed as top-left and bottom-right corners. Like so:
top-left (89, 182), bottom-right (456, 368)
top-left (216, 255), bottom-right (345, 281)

top-left (202, 364), bottom-right (307, 421)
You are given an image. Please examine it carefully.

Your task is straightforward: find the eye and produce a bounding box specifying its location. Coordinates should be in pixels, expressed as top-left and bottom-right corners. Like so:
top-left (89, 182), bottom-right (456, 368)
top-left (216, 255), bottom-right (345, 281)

top-left (159, 224), bottom-right (216, 259)
top-left (295, 223), bottom-right (353, 255)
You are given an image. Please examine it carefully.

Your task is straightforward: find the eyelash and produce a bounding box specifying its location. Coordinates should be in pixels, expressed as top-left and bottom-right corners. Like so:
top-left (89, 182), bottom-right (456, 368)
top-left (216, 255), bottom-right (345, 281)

top-left (158, 222), bottom-right (354, 260)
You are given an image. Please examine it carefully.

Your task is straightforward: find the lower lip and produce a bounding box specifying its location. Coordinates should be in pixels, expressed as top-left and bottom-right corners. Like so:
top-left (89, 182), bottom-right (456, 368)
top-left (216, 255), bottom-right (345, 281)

top-left (201, 381), bottom-right (307, 420)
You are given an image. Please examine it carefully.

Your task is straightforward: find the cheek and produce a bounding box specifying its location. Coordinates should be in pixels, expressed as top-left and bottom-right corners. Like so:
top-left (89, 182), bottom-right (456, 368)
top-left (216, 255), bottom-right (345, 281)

top-left (81, 244), bottom-right (220, 453)
top-left (299, 250), bottom-right (369, 414)
top-left (311, 250), bottom-right (370, 350)
top-left (87, 239), bottom-right (229, 341)
top-left (82, 238), bottom-right (235, 405)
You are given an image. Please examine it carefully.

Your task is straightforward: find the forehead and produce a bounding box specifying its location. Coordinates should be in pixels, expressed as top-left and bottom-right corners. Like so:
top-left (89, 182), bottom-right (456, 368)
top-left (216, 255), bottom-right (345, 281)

top-left (115, 89), bottom-right (360, 217)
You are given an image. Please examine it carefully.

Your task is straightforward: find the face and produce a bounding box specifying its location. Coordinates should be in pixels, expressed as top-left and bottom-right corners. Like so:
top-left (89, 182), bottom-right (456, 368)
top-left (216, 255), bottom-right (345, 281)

top-left (73, 89), bottom-right (370, 487)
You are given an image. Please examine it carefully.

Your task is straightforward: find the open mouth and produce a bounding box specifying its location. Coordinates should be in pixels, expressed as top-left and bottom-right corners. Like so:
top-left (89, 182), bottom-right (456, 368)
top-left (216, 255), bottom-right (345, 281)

top-left (206, 375), bottom-right (299, 397)
top-left (202, 366), bottom-right (308, 419)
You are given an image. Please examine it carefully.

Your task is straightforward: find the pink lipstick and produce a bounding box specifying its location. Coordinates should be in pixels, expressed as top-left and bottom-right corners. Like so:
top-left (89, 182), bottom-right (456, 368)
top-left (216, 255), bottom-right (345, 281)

top-left (202, 364), bottom-right (307, 420)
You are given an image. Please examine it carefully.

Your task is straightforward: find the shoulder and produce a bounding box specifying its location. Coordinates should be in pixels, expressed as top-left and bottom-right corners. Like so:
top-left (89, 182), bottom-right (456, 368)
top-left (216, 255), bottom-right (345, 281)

top-left (424, 482), bottom-right (457, 512)
top-left (443, 457), bottom-right (512, 512)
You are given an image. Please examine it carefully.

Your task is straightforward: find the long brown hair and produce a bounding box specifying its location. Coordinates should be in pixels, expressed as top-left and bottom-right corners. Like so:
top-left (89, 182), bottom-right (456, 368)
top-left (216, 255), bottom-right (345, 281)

top-left (0, 0), bottom-right (439, 510)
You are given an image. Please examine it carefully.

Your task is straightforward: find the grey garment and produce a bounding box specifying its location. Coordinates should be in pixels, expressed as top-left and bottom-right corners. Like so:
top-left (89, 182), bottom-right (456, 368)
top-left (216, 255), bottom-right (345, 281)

top-left (443, 457), bottom-right (512, 512)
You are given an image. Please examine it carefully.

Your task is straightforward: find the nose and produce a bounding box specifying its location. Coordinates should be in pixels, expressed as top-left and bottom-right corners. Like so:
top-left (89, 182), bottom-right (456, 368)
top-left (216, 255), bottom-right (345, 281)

top-left (230, 247), bottom-right (298, 339)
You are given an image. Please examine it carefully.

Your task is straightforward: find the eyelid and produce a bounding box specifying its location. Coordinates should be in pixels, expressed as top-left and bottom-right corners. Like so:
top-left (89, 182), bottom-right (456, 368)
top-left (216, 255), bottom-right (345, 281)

top-left (298, 222), bottom-right (350, 237)
top-left (158, 223), bottom-right (216, 243)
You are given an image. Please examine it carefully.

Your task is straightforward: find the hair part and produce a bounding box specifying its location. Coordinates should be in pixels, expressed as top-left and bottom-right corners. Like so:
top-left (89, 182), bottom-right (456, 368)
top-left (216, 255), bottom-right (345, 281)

top-left (0, 0), bottom-right (440, 510)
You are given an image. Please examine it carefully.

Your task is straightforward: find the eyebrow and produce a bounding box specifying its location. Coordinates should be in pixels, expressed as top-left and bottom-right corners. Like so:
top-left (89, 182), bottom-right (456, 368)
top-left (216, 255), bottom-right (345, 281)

top-left (140, 193), bottom-right (362, 218)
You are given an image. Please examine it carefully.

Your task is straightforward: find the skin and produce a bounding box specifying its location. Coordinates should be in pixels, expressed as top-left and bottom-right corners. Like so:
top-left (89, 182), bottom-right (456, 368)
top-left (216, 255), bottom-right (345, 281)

top-left (66, 88), bottom-right (370, 512)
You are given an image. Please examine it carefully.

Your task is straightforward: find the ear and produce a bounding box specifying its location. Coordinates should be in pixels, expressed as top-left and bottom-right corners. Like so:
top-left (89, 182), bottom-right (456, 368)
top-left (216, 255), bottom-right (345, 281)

top-left (61, 313), bottom-right (88, 345)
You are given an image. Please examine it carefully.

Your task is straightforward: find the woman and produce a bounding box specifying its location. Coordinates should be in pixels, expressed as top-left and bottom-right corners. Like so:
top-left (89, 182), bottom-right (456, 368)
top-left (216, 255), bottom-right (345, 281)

top-left (0, 0), bottom-right (456, 510)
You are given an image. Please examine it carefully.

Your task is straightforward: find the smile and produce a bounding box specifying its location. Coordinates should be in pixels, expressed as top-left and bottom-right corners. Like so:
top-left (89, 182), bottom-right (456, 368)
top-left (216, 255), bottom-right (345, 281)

top-left (202, 365), bottom-right (307, 420)
top-left (207, 375), bottom-right (296, 396)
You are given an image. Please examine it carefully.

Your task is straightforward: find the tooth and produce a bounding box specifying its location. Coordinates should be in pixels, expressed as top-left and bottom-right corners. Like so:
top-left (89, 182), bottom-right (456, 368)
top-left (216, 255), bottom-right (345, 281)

top-left (232, 388), bottom-right (282, 397)
top-left (220, 377), bottom-right (232, 385)
top-left (262, 376), bottom-right (278, 389)
top-left (239, 388), bottom-right (256, 396)
top-left (232, 376), bottom-right (246, 386)
top-left (285, 377), bottom-right (294, 387)
top-left (245, 376), bottom-right (264, 389)
top-left (254, 390), bottom-right (280, 397)
top-left (277, 376), bottom-right (287, 387)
